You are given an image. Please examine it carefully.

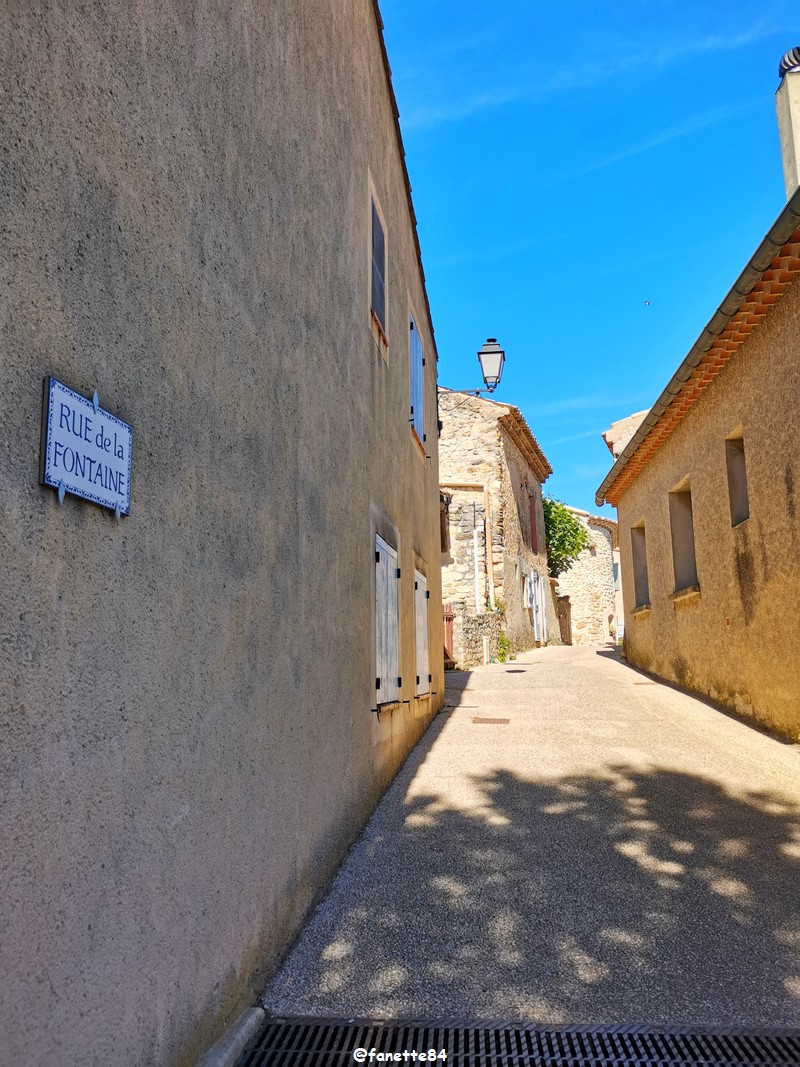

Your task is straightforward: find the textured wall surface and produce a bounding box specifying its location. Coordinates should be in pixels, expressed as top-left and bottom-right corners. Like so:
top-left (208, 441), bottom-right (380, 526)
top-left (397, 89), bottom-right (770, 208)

top-left (439, 392), bottom-right (558, 665)
top-left (557, 516), bottom-right (616, 645)
top-left (0, 3), bottom-right (443, 1064)
top-left (617, 273), bottom-right (800, 740)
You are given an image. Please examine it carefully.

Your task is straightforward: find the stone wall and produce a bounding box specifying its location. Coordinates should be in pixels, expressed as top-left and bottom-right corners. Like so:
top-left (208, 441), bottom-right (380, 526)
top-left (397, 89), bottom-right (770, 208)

top-left (556, 513), bottom-right (616, 645)
top-left (449, 603), bottom-right (504, 667)
top-left (441, 488), bottom-right (487, 612)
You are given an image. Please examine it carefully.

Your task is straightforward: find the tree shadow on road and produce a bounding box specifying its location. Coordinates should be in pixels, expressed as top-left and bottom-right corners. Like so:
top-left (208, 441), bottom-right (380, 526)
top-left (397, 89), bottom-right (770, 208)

top-left (265, 742), bottom-right (800, 1025)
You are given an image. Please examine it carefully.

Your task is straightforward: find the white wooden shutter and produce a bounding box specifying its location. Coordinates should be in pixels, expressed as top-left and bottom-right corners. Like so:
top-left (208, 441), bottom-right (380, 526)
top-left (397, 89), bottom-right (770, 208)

top-left (533, 576), bottom-right (546, 640)
top-left (375, 535), bottom-right (399, 705)
top-left (409, 318), bottom-right (424, 443)
top-left (414, 569), bottom-right (430, 696)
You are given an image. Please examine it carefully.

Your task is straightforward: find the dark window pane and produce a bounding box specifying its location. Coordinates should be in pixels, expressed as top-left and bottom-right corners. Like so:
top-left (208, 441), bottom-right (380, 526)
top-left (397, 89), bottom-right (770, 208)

top-left (371, 202), bottom-right (386, 330)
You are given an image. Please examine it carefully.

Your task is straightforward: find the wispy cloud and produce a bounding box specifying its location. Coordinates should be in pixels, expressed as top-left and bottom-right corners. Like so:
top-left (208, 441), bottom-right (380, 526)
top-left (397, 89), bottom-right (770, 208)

top-left (427, 233), bottom-right (551, 271)
top-left (401, 86), bottom-right (528, 132)
top-left (535, 393), bottom-right (648, 418)
top-left (574, 463), bottom-right (612, 480)
top-left (559, 99), bottom-right (759, 181)
top-left (546, 428), bottom-right (606, 446)
top-left (399, 21), bottom-right (778, 132)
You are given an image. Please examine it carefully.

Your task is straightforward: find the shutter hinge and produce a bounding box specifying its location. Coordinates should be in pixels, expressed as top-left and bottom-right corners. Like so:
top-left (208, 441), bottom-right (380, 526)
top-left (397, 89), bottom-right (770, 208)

top-left (376, 677), bottom-right (380, 690)
top-left (416, 675), bottom-right (420, 685)
top-left (397, 677), bottom-right (402, 687)
top-left (423, 433), bottom-right (427, 442)
top-left (428, 673), bottom-right (432, 683)
top-left (426, 590), bottom-right (430, 599)
top-left (396, 567), bottom-right (401, 579)
top-left (375, 551), bottom-right (380, 563)
top-left (414, 581), bottom-right (418, 590)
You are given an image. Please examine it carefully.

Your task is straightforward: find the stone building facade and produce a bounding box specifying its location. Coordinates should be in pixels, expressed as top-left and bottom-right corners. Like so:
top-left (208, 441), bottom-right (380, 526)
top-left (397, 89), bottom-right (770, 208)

top-left (439, 390), bottom-right (557, 665)
top-left (1, 4), bottom-right (443, 1065)
top-left (597, 180), bottom-right (800, 740)
top-left (556, 510), bottom-right (618, 645)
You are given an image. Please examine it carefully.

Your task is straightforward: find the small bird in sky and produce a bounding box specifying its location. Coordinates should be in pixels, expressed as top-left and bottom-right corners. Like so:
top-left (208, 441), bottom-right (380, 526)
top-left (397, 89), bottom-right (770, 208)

top-left (643, 300), bottom-right (651, 306)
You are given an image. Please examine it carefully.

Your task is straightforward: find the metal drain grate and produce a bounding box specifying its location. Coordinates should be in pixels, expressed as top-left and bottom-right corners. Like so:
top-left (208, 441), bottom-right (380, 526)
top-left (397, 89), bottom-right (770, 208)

top-left (238, 1019), bottom-right (800, 1066)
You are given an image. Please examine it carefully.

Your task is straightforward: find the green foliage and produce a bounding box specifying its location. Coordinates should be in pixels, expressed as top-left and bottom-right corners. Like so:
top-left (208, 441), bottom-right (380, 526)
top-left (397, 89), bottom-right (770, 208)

top-left (542, 496), bottom-right (591, 579)
top-left (496, 631), bottom-right (511, 663)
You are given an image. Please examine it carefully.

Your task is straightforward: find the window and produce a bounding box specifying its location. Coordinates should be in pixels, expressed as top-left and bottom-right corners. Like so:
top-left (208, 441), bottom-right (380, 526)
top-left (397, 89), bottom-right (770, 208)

top-left (371, 199), bottom-right (386, 340)
top-left (375, 534), bottom-right (399, 705)
top-left (725, 433), bottom-right (749, 526)
top-left (669, 480), bottom-right (698, 592)
top-left (631, 522), bottom-right (650, 607)
top-left (414, 570), bottom-right (430, 696)
top-left (409, 317), bottom-right (425, 444)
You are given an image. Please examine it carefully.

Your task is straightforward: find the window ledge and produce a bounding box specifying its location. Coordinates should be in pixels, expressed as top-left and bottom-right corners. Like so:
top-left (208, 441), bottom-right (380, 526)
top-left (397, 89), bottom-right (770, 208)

top-left (373, 700), bottom-right (401, 714)
top-left (670, 584), bottom-right (701, 604)
top-left (632, 604), bottom-right (652, 618)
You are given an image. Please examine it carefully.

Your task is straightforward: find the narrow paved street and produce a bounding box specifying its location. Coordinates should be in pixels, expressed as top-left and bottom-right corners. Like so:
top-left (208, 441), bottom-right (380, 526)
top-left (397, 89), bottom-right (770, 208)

top-left (264, 646), bottom-right (800, 1027)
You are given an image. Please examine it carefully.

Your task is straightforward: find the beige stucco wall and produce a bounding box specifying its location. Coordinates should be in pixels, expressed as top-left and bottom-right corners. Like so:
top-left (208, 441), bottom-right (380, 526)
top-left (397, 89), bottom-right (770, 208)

top-left (1, 4), bottom-right (443, 1064)
top-left (557, 515), bottom-right (616, 645)
top-left (439, 392), bottom-right (557, 663)
top-left (617, 273), bottom-right (800, 740)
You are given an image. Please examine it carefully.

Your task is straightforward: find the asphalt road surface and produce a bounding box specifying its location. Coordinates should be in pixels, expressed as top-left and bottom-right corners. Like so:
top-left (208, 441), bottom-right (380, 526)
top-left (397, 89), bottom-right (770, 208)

top-left (264, 645), bottom-right (800, 1027)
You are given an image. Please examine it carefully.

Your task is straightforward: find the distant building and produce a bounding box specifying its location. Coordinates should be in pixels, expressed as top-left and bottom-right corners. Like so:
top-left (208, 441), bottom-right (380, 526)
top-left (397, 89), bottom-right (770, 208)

top-left (557, 509), bottom-right (619, 645)
top-left (602, 410), bottom-right (649, 459)
top-left (439, 389), bottom-right (557, 666)
top-left (596, 51), bottom-right (800, 741)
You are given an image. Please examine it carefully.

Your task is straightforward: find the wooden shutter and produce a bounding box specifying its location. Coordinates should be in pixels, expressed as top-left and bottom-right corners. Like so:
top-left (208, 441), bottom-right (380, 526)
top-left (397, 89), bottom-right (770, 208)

top-left (530, 574), bottom-right (541, 643)
top-left (409, 318), bottom-right (424, 443)
top-left (375, 535), bottom-right (399, 704)
top-left (414, 569), bottom-right (430, 696)
top-left (371, 202), bottom-right (386, 332)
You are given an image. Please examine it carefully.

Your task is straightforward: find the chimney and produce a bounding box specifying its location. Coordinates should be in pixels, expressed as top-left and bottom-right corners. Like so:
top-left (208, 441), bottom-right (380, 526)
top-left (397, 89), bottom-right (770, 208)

top-left (776, 47), bottom-right (800, 198)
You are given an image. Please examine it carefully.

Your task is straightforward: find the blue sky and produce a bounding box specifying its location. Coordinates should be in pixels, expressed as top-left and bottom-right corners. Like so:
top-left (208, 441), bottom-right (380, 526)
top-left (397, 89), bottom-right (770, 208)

top-left (380, 2), bottom-right (800, 515)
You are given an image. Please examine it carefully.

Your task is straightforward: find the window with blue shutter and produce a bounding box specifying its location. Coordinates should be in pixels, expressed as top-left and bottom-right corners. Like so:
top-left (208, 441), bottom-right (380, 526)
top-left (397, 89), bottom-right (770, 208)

top-left (409, 317), bottom-right (424, 444)
top-left (375, 534), bottom-right (399, 705)
top-left (371, 201), bottom-right (386, 337)
top-left (414, 569), bottom-right (430, 696)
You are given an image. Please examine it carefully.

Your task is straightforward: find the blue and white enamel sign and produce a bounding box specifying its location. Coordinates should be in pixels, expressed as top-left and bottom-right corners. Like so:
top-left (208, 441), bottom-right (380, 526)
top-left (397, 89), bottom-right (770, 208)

top-left (40, 377), bottom-right (132, 515)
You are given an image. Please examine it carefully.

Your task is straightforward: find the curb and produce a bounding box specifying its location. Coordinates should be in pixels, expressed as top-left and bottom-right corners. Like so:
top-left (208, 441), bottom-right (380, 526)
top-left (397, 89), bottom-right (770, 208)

top-left (196, 1006), bottom-right (267, 1067)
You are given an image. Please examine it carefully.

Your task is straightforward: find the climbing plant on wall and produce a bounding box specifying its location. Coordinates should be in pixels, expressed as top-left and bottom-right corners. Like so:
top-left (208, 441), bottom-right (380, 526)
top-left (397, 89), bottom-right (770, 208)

top-left (542, 497), bottom-right (591, 578)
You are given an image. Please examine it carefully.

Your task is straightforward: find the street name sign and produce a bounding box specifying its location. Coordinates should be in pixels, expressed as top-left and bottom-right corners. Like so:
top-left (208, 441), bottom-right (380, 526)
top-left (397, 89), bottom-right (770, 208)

top-left (40, 377), bottom-right (132, 515)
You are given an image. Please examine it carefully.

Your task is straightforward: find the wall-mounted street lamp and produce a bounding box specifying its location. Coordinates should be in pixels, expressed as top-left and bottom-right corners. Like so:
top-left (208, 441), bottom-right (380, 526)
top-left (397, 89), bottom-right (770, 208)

top-left (476, 337), bottom-right (505, 393)
top-left (448, 337), bottom-right (506, 396)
